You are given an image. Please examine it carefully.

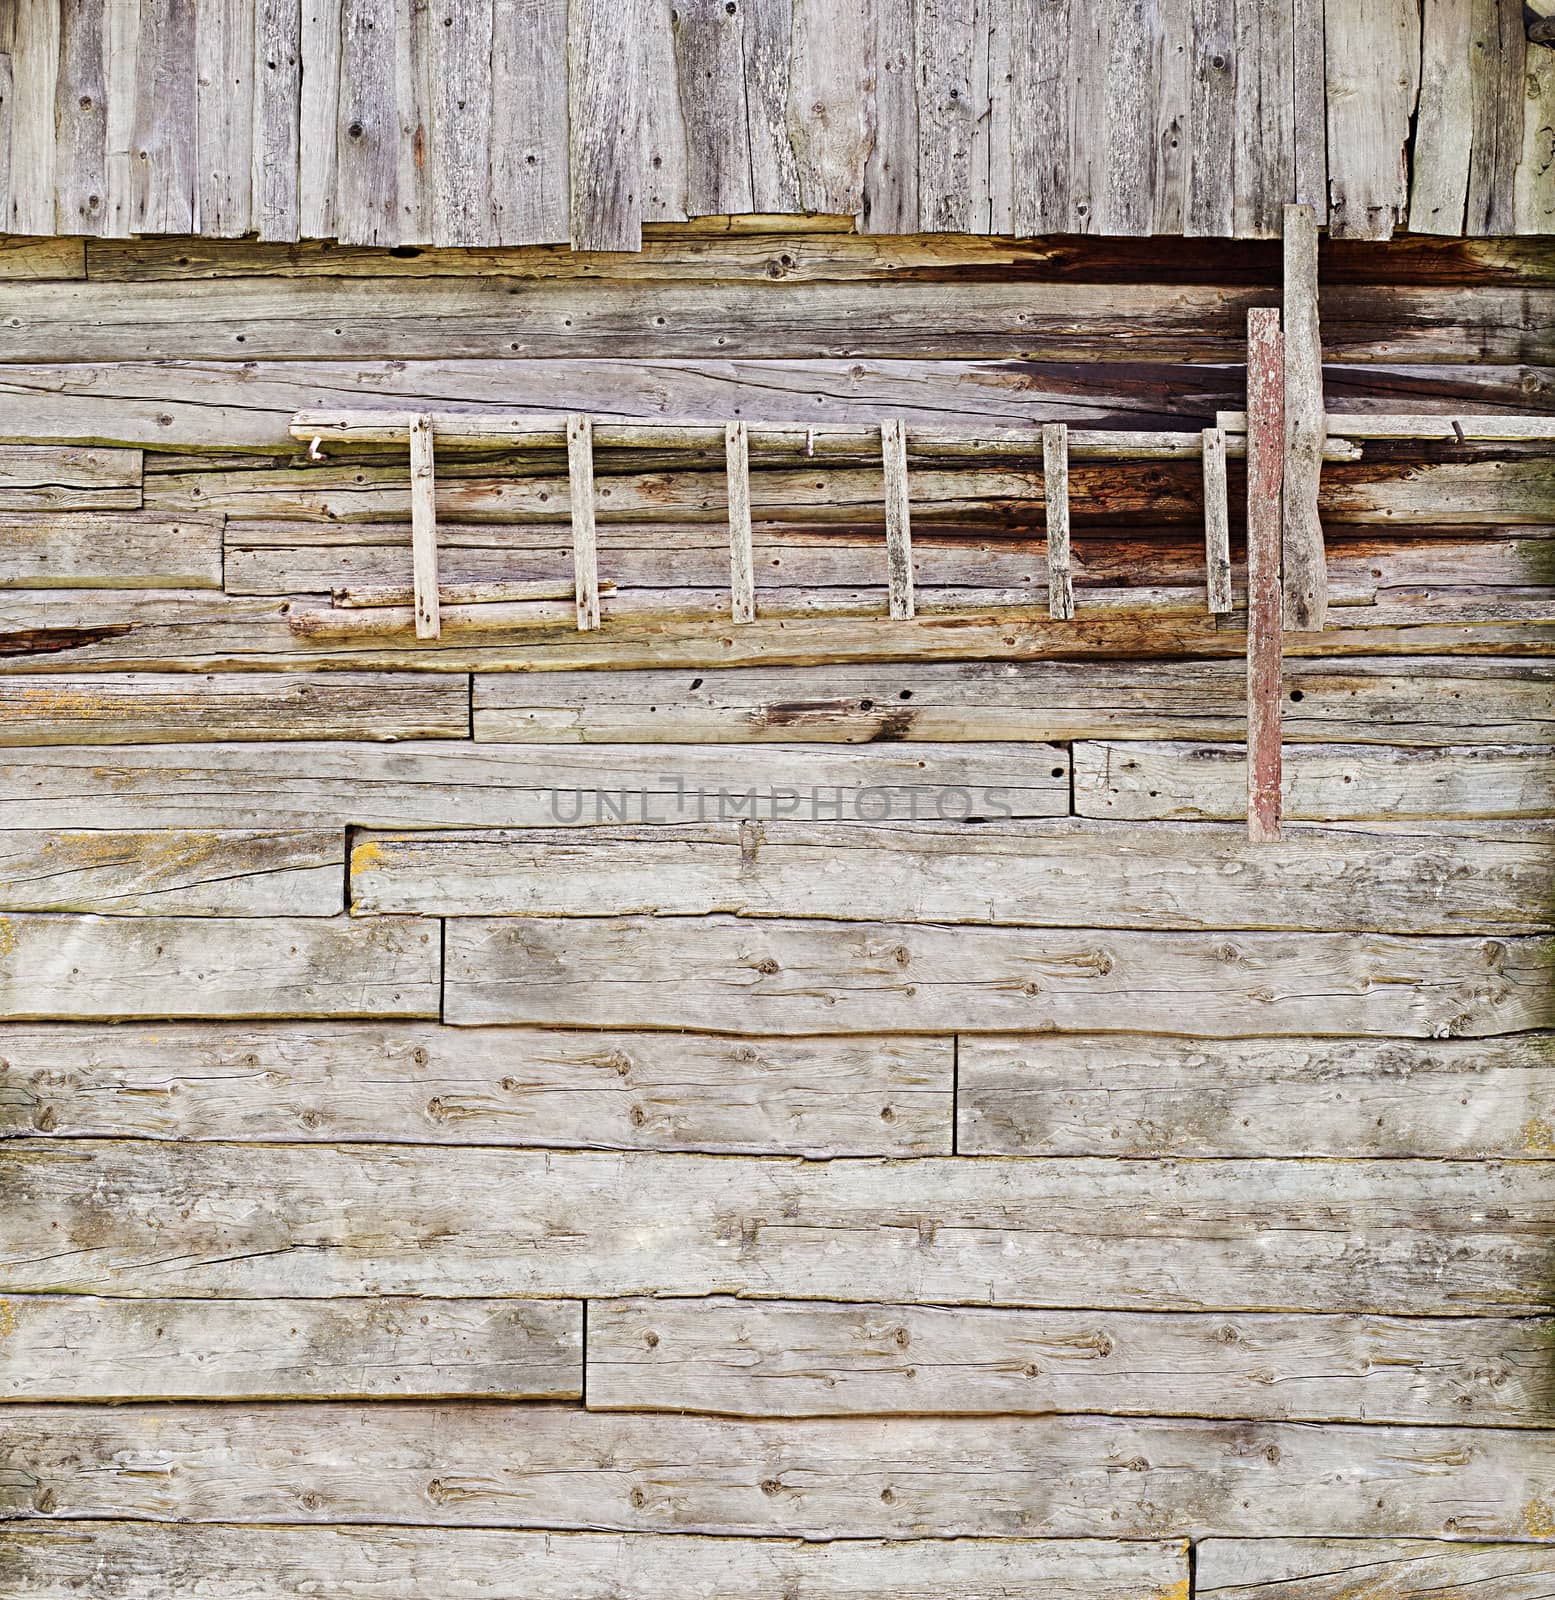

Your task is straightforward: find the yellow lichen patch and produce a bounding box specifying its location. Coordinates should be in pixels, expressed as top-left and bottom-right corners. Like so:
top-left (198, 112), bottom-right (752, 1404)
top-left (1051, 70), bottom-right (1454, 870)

top-left (0, 1299), bottom-right (15, 1339)
top-left (0, 918), bottom-right (14, 960)
top-left (1150, 1577), bottom-right (1190, 1600)
top-left (1524, 1117), bottom-right (1555, 1155)
top-left (1524, 1497), bottom-right (1555, 1538)
top-left (351, 839), bottom-right (388, 871)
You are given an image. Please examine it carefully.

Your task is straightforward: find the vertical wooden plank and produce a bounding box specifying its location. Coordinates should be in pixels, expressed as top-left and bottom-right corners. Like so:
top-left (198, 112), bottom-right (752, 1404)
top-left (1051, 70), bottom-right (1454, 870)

top-left (1043, 422), bottom-right (1073, 622)
top-left (1410, 0), bottom-right (1473, 234)
top-left (1246, 306), bottom-right (1284, 844)
top-left (726, 422), bottom-right (756, 625)
top-left (336, 0), bottom-right (399, 244)
top-left (491, 0), bottom-right (569, 243)
top-left (673, 0), bottom-right (758, 217)
top-left (1202, 425), bottom-right (1232, 615)
top-left (916, 0), bottom-right (992, 234)
top-left (131, 0), bottom-right (198, 233)
top-left (1010, 0), bottom-right (1070, 234)
top-left (1186, 0), bottom-right (1234, 234)
top-left (638, 0), bottom-right (690, 222)
top-left (1067, 1), bottom-right (1105, 231)
top-left (299, 0), bottom-right (343, 238)
top-left (253, 0), bottom-right (302, 240)
top-left (102, 0), bottom-right (141, 236)
top-left (409, 413), bottom-right (439, 641)
top-left (1515, 26), bottom-right (1555, 234)
top-left (568, 414), bottom-right (601, 632)
top-left (56, 0), bottom-right (108, 235)
top-left (866, 0), bottom-right (919, 232)
top-left (1103, 0), bottom-right (1158, 236)
top-left (568, 0), bottom-right (642, 249)
top-left (390, 0), bottom-right (431, 244)
top-left (429, 0), bottom-right (495, 245)
top-left (742, 0), bottom-right (802, 213)
top-left (196, 0), bottom-right (256, 235)
top-left (1281, 202), bottom-right (1326, 633)
top-left (786, 0), bottom-right (870, 217)
top-left (1232, 0), bottom-right (1293, 237)
top-left (1290, 0), bottom-right (1325, 215)
top-left (983, 0), bottom-right (1013, 234)
top-left (1466, 0), bottom-right (1525, 236)
top-left (0, 45), bottom-right (11, 234)
top-left (1325, 0), bottom-right (1420, 240)
top-left (8, 0), bottom-right (59, 236)
top-left (1152, 0), bottom-right (1190, 234)
top-left (882, 419), bottom-right (915, 621)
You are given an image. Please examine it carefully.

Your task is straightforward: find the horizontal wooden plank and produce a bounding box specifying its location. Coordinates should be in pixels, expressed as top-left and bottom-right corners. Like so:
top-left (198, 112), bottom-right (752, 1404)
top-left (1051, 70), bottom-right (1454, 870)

top-left (0, 1024), bottom-right (952, 1155)
top-left (587, 1297), bottom-right (1551, 1426)
top-left (0, 743), bottom-right (1067, 829)
top-left (1, 279), bottom-right (1550, 362)
top-left (0, 830), bottom-right (343, 915)
top-left (1197, 1538), bottom-right (1555, 1600)
top-left (0, 1523), bottom-right (1186, 1599)
top-left (957, 1033), bottom-right (1555, 1158)
top-left (0, 237), bottom-right (87, 280)
top-left (0, 445), bottom-right (141, 510)
top-left (1, 356), bottom-right (1541, 453)
top-left (443, 917), bottom-right (1553, 1038)
top-left (4, 1145), bottom-right (1546, 1312)
top-left (0, 1295), bottom-right (580, 1401)
top-left (472, 656), bottom-right (1555, 745)
top-left (1073, 742), bottom-right (1555, 820)
top-left (0, 673), bottom-right (469, 743)
top-left (350, 820), bottom-right (1555, 935)
top-left (0, 916), bottom-right (439, 1019)
top-left (0, 1405), bottom-right (1547, 1536)
top-left (0, 512), bottom-right (223, 587)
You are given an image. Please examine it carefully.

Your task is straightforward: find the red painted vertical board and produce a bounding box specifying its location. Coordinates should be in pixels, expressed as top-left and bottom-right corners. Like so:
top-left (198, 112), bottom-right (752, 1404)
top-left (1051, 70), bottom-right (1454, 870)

top-left (1246, 307), bottom-right (1285, 842)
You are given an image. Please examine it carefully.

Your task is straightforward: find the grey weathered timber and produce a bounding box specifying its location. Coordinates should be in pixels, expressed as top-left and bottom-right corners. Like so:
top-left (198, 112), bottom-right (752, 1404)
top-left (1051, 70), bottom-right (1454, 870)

top-left (725, 420), bottom-right (756, 623)
top-left (334, 0), bottom-right (399, 247)
top-left (1245, 306), bottom-right (1284, 840)
top-left (12, 277), bottom-right (1549, 363)
top-left (0, 1294), bottom-right (580, 1401)
top-left (472, 657), bottom-right (1555, 747)
top-left (1043, 422), bottom-right (1073, 619)
top-left (1324, 0), bottom-right (1420, 240)
top-left (0, 445), bottom-right (140, 511)
top-left (1291, 0), bottom-right (1325, 213)
top-left (443, 916), bottom-right (1554, 1038)
top-left (1231, 0), bottom-right (1294, 238)
top-left (567, 413), bottom-right (600, 630)
top-left (914, 0), bottom-right (992, 234)
top-left (100, 0), bottom-right (139, 236)
top-left (0, 511), bottom-right (222, 587)
top-left (1410, 0), bottom-right (1475, 234)
top-left (1517, 40), bottom-right (1555, 235)
top-left (587, 1297), bottom-right (1554, 1425)
top-left (1202, 426), bottom-right (1232, 612)
top-left (195, 0), bottom-right (256, 237)
top-left (297, 0), bottom-right (343, 238)
top-left (1197, 1538), bottom-right (1555, 1600)
top-left (1074, 740), bottom-right (1555, 821)
top-left (5, 1143), bottom-right (1551, 1311)
top-left (407, 411), bottom-right (439, 638)
top-left (129, 0), bottom-right (197, 234)
top-left (0, 916), bottom-right (439, 1019)
top-left (957, 1032), bottom-right (1555, 1158)
top-left (0, 1022), bottom-right (952, 1154)
top-left (1466, 0), bottom-right (1526, 237)
top-left (348, 819), bottom-right (1555, 935)
top-left (253, 0), bottom-right (302, 240)
top-left (0, 1525), bottom-right (1186, 1600)
top-left (491, 0), bottom-right (569, 243)
top-left (568, 0), bottom-right (642, 250)
top-left (864, 0), bottom-right (919, 231)
top-left (0, 742), bottom-right (1070, 828)
top-left (425, 0), bottom-right (494, 246)
top-left (54, 0), bottom-right (107, 236)
top-left (0, 829), bottom-right (343, 916)
top-left (0, 673), bottom-right (468, 744)
top-left (881, 418), bottom-right (914, 620)
top-left (0, 1405), bottom-right (1549, 1535)
top-left (1185, 0), bottom-right (1234, 234)
top-left (1282, 203), bottom-right (1327, 631)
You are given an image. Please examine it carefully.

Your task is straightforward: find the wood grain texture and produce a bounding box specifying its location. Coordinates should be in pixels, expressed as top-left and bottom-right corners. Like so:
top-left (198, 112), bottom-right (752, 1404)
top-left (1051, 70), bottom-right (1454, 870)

top-left (725, 420), bottom-right (756, 622)
top-left (0, 1294), bottom-right (580, 1401)
top-left (881, 418), bottom-right (914, 619)
top-left (1282, 202), bottom-right (1327, 630)
top-left (0, 673), bottom-right (468, 744)
top-left (568, 0), bottom-right (643, 250)
top-left (0, 1404), bottom-right (1549, 1535)
top-left (1197, 1538), bottom-right (1555, 1600)
top-left (587, 1296), bottom-right (1555, 1425)
top-left (1044, 421), bottom-right (1073, 618)
top-left (1073, 740), bottom-right (1555, 821)
top-left (443, 915), bottom-right (1554, 1038)
top-left (0, 445), bottom-right (140, 511)
top-left (0, 1524), bottom-right (1188, 1600)
top-left (195, 0), bottom-right (256, 237)
top-left (1410, 0), bottom-right (1474, 234)
top-left (0, 1023), bottom-right (952, 1154)
top-left (956, 1032), bottom-right (1555, 1158)
top-left (254, 0), bottom-right (303, 240)
top-left (1245, 305), bottom-right (1283, 840)
top-left (0, 915), bottom-right (439, 1019)
top-left (5, 1143), bottom-right (1552, 1311)
top-left (0, 742), bottom-right (1069, 828)
top-left (0, 512), bottom-right (222, 587)
top-left (0, 829), bottom-right (343, 916)
top-left (349, 819), bottom-right (1555, 935)
top-left (1324, 0), bottom-right (1420, 240)
top-left (129, 0), bottom-right (198, 234)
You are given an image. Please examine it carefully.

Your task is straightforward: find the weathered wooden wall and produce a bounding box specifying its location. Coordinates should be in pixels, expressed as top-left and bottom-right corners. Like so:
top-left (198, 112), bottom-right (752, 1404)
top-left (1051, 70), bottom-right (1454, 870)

top-left (2, 220), bottom-right (1555, 1594)
top-left (0, 0), bottom-right (1551, 248)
